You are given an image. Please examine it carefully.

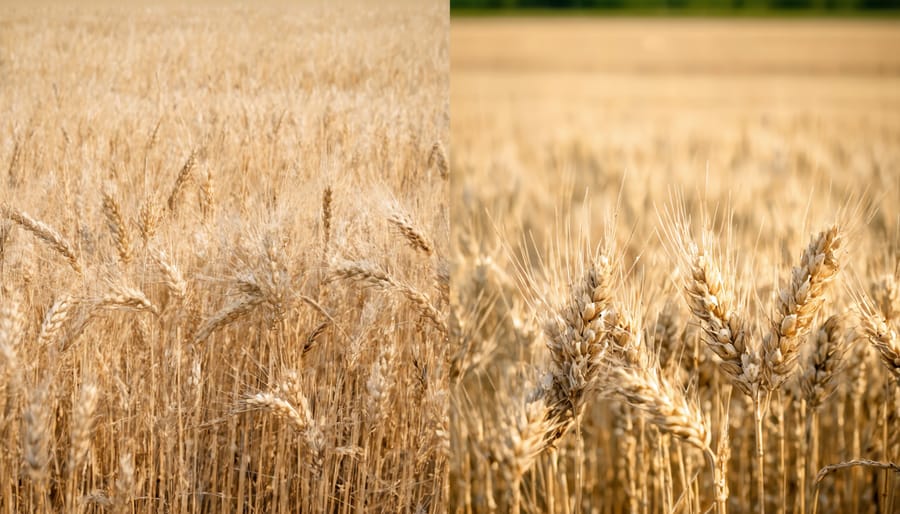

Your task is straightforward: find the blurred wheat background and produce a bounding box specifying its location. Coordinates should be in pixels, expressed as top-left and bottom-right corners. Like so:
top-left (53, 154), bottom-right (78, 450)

top-left (450, 17), bottom-right (900, 514)
top-left (0, 1), bottom-right (448, 512)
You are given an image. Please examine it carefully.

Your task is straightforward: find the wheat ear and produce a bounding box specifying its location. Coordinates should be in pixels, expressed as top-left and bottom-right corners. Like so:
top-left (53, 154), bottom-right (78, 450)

top-left (763, 225), bottom-right (843, 390)
top-left (3, 205), bottom-right (82, 274)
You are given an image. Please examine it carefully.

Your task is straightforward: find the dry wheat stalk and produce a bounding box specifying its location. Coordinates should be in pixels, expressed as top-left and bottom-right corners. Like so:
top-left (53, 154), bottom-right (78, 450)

top-left (714, 406), bottom-right (731, 514)
top-left (101, 191), bottom-right (133, 264)
top-left (3, 205), bottom-right (82, 274)
top-left (764, 225), bottom-right (843, 390)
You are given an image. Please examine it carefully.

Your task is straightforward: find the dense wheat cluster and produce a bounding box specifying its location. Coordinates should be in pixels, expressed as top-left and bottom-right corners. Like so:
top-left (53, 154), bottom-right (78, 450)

top-left (0, 2), bottom-right (448, 513)
top-left (450, 19), bottom-right (900, 514)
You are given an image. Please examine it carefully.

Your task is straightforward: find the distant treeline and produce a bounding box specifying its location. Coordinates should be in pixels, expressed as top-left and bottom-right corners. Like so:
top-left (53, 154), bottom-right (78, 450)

top-left (452, 0), bottom-right (899, 9)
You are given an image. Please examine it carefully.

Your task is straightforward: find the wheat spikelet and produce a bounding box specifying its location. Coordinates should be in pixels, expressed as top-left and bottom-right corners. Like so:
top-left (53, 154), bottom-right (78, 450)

top-left (150, 248), bottom-right (187, 299)
top-left (3, 205), bottom-right (82, 274)
top-left (36, 294), bottom-right (74, 347)
top-left (0, 221), bottom-right (10, 265)
top-left (0, 291), bottom-right (23, 391)
top-left (388, 205), bottom-right (433, 255)
top-left (0, 289), bottom-right (24, 347)
top-left (871, 273), bottom-right (899, 322)
top-left (494, 392), bottom-right (552, 509)
top-left (138, 199), bottom-right (161, 243)
top-left (332, 260), bottom-right (446, 332)
top-left (303, 321), bottom-right (329, 355)
top-left (428, 141), bottom-right (449, 180)
top-left (198, 166), bottom-right (214, 224)
top-left (244, 392), bottom-right (311, 431)
top-left (243, 389), bottom-right (325, 471)
top-left (764, 225), bottom-right (843, 390)
top-left (666, 222), bottom-right (758, 396)
top-left (366, 341), bottom-right (398, 423)
top-left (68, 381), bottom-right (98, 474)
top-left (97, 284), bottom-right (158, 316)
top-left (800, 315), bottom-right (849, 409)
top-left (114, 452), bottom-right (134, 514)
top-left (322, 186), bottom-right (332, 251)
top-left (606, 364), bottom-right (711, 453)
top-left (101, 191), bottom-right (133, 264)
top-left (533, 256), bottom-right (613, 449)
top-left (193, 296), bottom-right (264, 344)
top-left (653, 300), bottom-right (681, 370)
top-left (167, 152), bottom-right (196, 214)
top-left (859, 304), bottom-right (900, 381)
top-left (23, 383), bottom-right (50, 483)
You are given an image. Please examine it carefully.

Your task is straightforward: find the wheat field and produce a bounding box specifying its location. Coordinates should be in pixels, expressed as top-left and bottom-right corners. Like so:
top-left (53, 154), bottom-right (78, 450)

top-left (450, 18), bottom-right (900, 514)
top-left (0, 2), bottom-right (448, 513)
